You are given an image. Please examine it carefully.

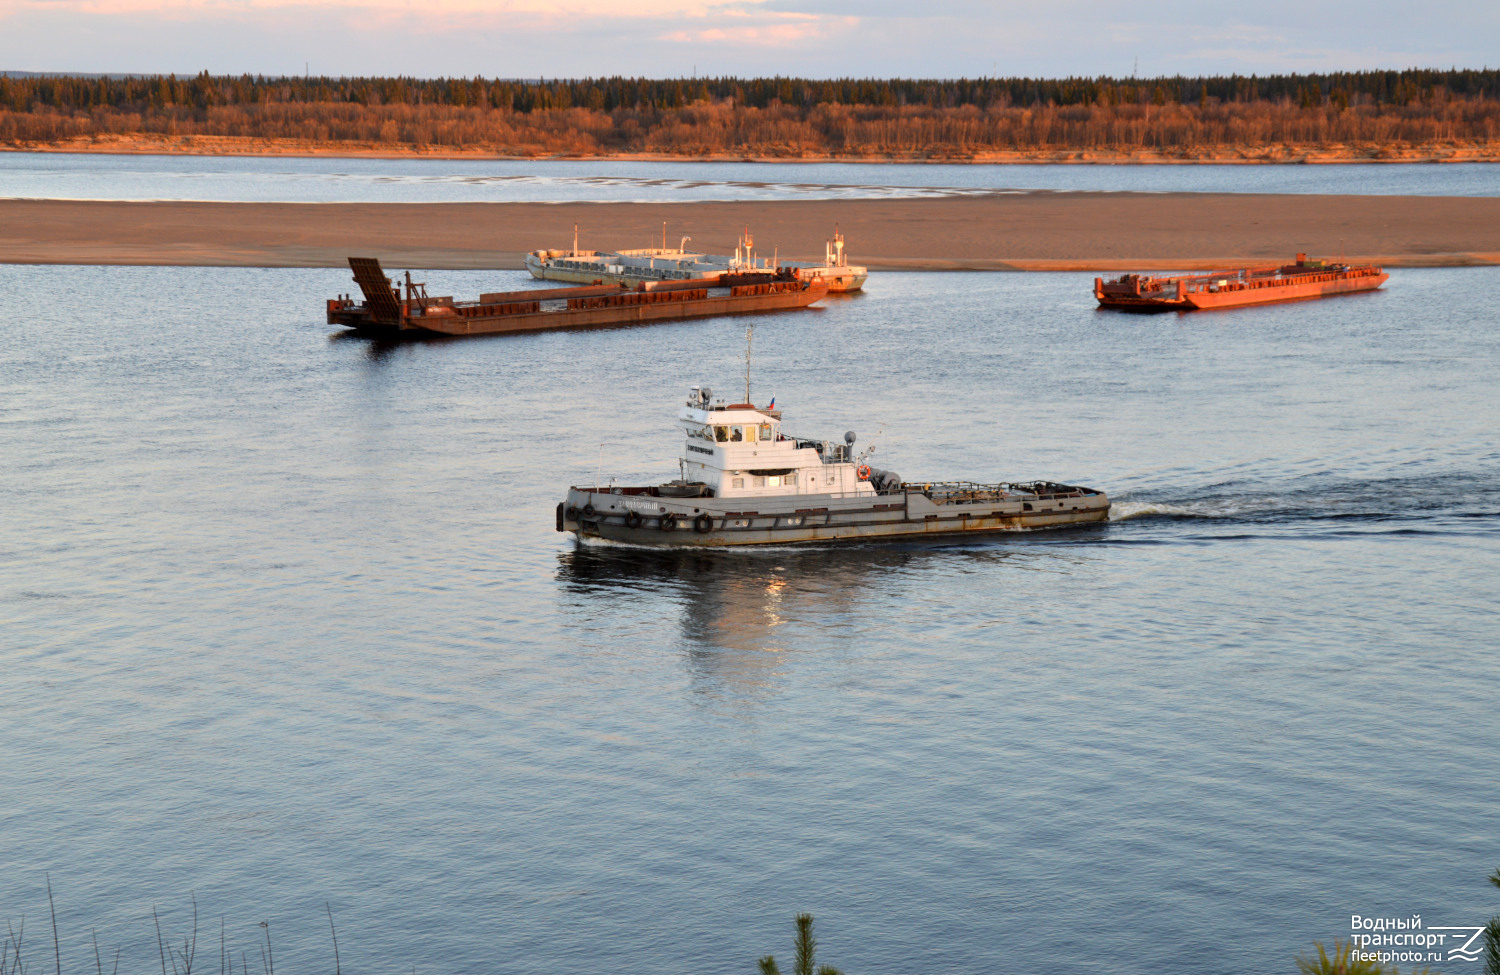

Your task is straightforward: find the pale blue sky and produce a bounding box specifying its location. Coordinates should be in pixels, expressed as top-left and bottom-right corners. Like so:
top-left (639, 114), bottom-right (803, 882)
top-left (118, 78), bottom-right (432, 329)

top-left (1, 0), bottom-right (1495, 79)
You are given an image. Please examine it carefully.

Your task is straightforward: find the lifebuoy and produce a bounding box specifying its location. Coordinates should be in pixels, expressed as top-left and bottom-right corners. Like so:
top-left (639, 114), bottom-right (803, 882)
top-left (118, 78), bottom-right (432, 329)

top-left (660, 513), bottom-right (679, 532)
top-left (625, 511), bottom-right (643, 529)
top-left (694, 513), bottom-right (713, 533)
top-left (582, 503), bottom-right (596, 517)
top-left (857, 465), bottom-right (872, 481)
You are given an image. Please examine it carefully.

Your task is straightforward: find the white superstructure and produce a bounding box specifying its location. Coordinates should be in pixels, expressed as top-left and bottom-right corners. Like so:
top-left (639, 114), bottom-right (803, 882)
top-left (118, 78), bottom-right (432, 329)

top-left (676, 385), bottom-right (880, 500)
top-left (791, 229), bottom-right (868, 293)
top-left (526, 228), bottom-right (868, 293)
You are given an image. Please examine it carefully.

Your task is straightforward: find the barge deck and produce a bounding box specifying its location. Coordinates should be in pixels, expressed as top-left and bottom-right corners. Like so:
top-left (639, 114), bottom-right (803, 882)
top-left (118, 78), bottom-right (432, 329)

top-left (328, 257), bottom-right (828, 337)
top-left (1095, 254), bottom-right (1388, 311)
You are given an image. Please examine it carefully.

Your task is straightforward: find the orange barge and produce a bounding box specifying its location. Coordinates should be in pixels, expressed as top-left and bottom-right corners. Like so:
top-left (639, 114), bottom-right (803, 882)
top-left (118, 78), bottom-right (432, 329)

top-left (1095, 255), bottom-right (1388, 312)
top-left (328, 257), bottom-right (827, 338)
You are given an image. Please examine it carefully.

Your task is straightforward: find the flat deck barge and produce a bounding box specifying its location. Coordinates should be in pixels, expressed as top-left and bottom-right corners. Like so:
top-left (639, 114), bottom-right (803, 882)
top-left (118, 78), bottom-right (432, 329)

top-left (1095, 254), bottom-right (1388, 311)
top-left (328, 257), bottom-right (828, 337)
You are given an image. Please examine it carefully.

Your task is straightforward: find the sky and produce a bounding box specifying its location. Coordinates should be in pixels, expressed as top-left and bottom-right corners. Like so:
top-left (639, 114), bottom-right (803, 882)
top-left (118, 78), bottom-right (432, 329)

top-left (0, 0), bottom-right (1496, 80)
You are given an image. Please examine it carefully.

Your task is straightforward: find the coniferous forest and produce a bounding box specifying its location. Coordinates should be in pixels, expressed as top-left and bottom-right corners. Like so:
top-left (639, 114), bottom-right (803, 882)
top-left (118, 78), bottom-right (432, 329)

top-left (2, 69), bottom-right (1498, 157)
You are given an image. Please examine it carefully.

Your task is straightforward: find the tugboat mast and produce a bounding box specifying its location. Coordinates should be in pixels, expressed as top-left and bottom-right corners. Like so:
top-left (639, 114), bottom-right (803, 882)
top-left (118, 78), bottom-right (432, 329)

top-left (744, 325), bottom-right (754, 404)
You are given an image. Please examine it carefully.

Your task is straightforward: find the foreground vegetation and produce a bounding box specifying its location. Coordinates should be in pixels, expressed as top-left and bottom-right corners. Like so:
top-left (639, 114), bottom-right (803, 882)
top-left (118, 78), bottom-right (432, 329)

top-left (758, 914), bottom-right (843, 975)
top-left (1295, 866), bottom-right (1500, 975)
top-left (7, 871), bottom-right (1499, 973)
top-left (2, 70), bottom-right (1499, 158)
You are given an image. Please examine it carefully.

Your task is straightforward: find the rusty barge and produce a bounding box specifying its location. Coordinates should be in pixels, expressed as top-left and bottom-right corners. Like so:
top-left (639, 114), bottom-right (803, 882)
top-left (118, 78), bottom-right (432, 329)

top-left (327, 257), bottom-right (828, 337)
top-left (1094, 255), bottom-right (1388, 311)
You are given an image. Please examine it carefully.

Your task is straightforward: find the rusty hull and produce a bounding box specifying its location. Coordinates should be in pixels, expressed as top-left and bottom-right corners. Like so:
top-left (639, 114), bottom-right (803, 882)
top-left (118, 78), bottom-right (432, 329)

top-left (329, 257), bottom-right (827, 337)
top-left (1095, 257), bottom-right (1388, 312)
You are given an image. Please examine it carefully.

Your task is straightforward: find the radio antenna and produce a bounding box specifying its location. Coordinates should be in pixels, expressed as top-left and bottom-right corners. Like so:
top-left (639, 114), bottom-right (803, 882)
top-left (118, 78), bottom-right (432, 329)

top-left (744, 324), bottom-right (754, 404)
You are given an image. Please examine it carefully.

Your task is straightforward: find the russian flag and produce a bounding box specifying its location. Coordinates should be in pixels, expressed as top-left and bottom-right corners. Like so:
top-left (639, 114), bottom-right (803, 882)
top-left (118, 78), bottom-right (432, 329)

top-left (768, 396), bottom-right (775, 409)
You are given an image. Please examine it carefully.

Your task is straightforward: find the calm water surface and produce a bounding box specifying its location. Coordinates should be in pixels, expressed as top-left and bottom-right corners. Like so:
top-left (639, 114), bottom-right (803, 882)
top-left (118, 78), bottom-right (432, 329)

top-left (2, 266), bottom-right (1498, 974)
top-left (1, 152), bottom-right (1497, 201)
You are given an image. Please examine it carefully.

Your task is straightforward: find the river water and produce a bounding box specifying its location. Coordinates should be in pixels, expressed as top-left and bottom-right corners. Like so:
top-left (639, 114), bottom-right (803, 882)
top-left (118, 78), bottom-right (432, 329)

top-left (0, 152), bottom-right (1497, 202)
top-left (3, 262), bottom-right (1498, 974)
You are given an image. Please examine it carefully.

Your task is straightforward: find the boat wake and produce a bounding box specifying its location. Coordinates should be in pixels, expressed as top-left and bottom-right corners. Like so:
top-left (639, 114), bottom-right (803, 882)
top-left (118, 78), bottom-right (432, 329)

top-left (1108, 501), bottom-right (1205, 522)
top-left (1109, 469), bottom-right (1500, 537)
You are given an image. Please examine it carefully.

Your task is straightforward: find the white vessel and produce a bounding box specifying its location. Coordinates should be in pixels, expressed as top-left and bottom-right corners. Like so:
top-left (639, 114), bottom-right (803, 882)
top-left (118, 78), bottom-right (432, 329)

top-left (557, 384), bottom-right (1110, 547)
top-left (526, 227), bottom-right (868, 293)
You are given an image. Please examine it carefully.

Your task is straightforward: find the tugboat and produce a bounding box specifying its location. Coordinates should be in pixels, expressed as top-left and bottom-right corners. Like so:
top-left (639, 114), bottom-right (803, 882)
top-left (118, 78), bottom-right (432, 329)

top-left (556, 385), bottom-right (1110, 547)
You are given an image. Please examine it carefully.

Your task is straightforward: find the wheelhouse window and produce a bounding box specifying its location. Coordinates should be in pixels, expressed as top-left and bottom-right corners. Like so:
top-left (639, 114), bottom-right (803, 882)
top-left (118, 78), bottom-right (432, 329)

top-left (759, 424), bottom-right (773, 441)
top-left (730, 426), bottom-right (744, 442)
top-left (785, 472), bottom-right (798, 486)
top-left (732, 477), bottom-right (745, 489)
top-left (715, 426), bottom-right (729, 442)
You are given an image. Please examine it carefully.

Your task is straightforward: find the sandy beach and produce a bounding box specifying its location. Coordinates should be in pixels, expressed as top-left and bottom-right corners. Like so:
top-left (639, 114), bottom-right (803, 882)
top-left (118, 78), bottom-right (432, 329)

top-left (3, 194), bottom-right (1498, 270)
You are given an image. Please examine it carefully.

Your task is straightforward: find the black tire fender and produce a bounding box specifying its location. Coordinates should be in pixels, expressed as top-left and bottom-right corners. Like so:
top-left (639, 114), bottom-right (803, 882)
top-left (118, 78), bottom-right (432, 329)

top-left (625, 510), bottom-right (643, 529)
top-left (565, 505), bottom-right (579, 521)
top-left (659, 513), bottom-right (679, 532)
top-left (582, 503), bottom-right (596, 518)
top-left (694, 513), bottom-right (714, 533)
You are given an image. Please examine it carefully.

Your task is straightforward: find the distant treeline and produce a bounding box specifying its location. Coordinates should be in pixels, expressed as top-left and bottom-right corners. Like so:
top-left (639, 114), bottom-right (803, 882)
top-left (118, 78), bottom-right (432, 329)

top-left (7, 69), bottom-right (1500, 112)
top-left (3, 69), bottom-right (1499, 154)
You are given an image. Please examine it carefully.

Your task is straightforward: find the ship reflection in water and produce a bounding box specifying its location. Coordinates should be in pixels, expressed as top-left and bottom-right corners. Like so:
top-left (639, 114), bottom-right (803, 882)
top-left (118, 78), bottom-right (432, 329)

top-left (554, 539), bottom-right (1090, 700)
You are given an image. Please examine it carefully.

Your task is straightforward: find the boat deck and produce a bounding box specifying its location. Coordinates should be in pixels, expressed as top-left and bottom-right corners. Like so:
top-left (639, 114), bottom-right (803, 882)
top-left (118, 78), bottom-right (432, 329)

top-left (559, 480), bottom-right (1109, 546)
top-left (1095, 256), bottom-right (1388, 311)
top-left (328, 258), bottom-right (827, 337)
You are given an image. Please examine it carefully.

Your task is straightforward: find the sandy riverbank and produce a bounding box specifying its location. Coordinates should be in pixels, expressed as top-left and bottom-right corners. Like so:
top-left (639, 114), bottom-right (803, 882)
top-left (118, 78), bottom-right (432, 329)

top-left (3, 195), bottom-right (1498, 270)
top-left (7, 135), bottom-right (1500, 163)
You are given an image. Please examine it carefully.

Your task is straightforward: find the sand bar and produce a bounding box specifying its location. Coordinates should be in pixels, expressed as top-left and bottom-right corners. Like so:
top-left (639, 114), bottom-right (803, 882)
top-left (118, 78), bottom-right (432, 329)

top-left (2, 194), bottom-right (1497, 270)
